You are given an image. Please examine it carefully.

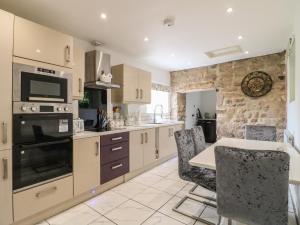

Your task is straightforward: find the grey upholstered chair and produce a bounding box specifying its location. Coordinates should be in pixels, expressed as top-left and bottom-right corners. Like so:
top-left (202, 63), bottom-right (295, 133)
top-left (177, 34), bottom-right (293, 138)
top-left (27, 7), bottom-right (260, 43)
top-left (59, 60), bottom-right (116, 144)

top-left (191, 126), bottom-right (207, 154)
top-left (215, 146), bottom-right (290, 225)
top-left (173, 129), bottom-right (216, 224)
top-left (189, 126), bottom-right (216, 200)
top-left (245, 125), bottom-right (277, 142)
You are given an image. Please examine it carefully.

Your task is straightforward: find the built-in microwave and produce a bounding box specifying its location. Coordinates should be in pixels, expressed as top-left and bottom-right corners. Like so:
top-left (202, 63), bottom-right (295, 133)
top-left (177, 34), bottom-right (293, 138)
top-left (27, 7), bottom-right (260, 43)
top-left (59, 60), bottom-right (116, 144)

top-left (13, 63), bottom-right (72, 104)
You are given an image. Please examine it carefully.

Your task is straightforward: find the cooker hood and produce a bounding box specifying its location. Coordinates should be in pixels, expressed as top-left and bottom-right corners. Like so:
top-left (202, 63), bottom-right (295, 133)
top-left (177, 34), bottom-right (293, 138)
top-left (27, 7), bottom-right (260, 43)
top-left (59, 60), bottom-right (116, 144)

top-left (85, 50), bottom-right (120, 89)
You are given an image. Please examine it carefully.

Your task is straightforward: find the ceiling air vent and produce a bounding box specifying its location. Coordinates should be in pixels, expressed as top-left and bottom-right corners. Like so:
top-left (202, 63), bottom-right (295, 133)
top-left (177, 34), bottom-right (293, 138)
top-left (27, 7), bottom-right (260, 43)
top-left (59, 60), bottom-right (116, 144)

top-left (205, 45), bottom-right (243, 58)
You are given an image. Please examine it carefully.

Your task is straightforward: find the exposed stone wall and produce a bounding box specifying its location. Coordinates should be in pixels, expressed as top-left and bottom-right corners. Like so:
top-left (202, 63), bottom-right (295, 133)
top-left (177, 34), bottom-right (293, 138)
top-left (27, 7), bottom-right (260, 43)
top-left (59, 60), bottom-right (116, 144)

top-left (170, 52), bottom-right (286, 141)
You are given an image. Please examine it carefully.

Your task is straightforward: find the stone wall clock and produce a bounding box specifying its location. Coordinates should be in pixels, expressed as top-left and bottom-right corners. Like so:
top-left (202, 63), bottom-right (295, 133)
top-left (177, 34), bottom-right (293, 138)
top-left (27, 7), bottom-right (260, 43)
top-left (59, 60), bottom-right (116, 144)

top-left (241, 71), bottom-right (273, 97)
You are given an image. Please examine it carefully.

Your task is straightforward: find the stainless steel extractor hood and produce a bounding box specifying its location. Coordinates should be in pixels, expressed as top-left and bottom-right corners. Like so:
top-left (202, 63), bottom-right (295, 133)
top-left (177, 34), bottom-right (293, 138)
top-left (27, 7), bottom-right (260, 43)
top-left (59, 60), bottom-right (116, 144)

top-left (85, 50), bottom-right (120, 89)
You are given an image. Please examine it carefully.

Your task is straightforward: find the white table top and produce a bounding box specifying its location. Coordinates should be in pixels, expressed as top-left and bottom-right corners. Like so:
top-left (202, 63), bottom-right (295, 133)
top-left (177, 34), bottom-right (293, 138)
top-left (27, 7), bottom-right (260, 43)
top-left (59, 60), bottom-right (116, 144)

top-left (189, 137), bottom-right (300, 185)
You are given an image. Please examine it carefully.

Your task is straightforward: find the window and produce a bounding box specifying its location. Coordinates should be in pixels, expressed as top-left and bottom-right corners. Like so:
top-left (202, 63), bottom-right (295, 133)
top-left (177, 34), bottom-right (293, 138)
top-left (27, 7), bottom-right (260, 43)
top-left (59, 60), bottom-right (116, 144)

top-left (146, 90), bottom-right (170, 113)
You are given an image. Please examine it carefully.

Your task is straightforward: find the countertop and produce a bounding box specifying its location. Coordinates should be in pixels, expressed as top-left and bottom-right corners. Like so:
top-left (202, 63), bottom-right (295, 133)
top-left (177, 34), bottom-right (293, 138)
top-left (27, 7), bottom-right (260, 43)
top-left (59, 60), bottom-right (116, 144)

top-left (73, 121), bottom-right (184, 140)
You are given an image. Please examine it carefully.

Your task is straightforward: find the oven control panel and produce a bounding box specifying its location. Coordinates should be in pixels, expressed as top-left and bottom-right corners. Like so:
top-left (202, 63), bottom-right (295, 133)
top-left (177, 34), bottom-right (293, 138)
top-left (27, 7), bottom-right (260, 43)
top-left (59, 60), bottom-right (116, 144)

top-left (13, 102), bottom-right (73, 114)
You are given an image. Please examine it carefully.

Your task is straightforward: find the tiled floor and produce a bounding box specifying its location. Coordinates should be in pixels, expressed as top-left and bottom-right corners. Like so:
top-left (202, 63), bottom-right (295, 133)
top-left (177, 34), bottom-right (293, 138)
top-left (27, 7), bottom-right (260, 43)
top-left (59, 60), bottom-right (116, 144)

top-left (37, 157), bottom-right (298, 225)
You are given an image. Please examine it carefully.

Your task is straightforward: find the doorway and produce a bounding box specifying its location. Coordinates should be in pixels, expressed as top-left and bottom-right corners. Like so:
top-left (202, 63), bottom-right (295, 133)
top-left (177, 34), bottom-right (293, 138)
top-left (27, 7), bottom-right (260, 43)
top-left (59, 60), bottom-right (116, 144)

top-left (185, 89), bottom-right (217, 142)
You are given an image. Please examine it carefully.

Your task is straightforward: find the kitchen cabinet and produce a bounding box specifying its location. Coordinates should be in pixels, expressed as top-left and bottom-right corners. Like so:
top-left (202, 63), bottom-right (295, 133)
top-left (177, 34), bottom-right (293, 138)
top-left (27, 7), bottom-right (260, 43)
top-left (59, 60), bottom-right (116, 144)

top-left (13, 176), bottom-right (73, 222)
top-left (111, 64), bottom-right (152, 104)
top-left (129, 128), bottom-right (156, 172)
top-left (158, 125), bottom-right (183, 158)
top-left (100, 132), bottom-right (129, 184)
top-left (0, 150), bottom-right (13, 225)
top-left (14, 16), bottom-right (73, 68)
top-left (73, 137), bottom-right (100, 196)
top-left (72, 46), bottom-right (85, 100)
top-left (0, 9), bottom-right (13, 151)
top-left (143, 128), bottom-right (157, 166)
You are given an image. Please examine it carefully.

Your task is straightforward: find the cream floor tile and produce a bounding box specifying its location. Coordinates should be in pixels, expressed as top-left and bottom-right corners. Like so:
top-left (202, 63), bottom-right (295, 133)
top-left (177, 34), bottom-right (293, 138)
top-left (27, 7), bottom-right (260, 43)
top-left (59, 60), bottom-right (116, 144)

top-left (132, 186), bottom-right (173, 210)
top-left (130, 173), bottom-right (163, 187)
top-left (158, 196), bottom-right (203, 225)
top-left (176, 183), bottom-right (195, 198)
top-left (289, 212), bottom-right (297, 225)
top-left (150, 178), bottom-right (186, 195)
top-left (85, 191), bottom-right (128, 215)
top-left (47, 204), bottom-right (100, 225)
top-left (148, 166), bottom-right (175, 177)
top-left (88, 215), bottom-right (116, 225)
top-left (142, 212), bottom-right (185, 225)
top-left (112, 181), bottom-right (148, 198)
top-left (35, 222), bottom-right (49, 225)
top-left (105, 200), bottom-right (155, 225)
top-left (199, 206), bottom-right (219, 224)
top-left (165, 171), bottom-right (186, 182)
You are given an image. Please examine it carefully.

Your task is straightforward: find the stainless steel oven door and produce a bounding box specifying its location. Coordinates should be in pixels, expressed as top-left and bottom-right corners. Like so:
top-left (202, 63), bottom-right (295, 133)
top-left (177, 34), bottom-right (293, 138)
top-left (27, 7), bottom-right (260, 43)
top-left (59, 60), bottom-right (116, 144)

top-left (13, 63), bottom-right (72, 103)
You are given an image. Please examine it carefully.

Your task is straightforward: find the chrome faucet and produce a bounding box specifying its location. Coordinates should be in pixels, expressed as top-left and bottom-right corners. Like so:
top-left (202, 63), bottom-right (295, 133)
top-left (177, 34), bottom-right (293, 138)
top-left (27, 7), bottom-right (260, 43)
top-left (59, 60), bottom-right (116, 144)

top-left (154, 104), bottom-right (164, 124)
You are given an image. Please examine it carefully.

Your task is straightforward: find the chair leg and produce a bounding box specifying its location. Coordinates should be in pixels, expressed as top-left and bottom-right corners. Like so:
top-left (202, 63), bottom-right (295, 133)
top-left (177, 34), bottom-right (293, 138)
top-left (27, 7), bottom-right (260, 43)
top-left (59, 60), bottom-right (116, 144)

top-left (172, 195), bottom-right (217, 225)
top-left (228, 219), bottom-right (232, 225)
top-left (189, 184), bottom-right (217, 202)
top-left (217, 216), bottom-right (222, 225)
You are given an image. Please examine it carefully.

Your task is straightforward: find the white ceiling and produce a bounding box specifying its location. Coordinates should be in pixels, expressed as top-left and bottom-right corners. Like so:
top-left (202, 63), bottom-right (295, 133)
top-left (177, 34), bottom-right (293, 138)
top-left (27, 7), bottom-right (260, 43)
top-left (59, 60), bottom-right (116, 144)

top-left (0, 0), bottom-right (295, 71)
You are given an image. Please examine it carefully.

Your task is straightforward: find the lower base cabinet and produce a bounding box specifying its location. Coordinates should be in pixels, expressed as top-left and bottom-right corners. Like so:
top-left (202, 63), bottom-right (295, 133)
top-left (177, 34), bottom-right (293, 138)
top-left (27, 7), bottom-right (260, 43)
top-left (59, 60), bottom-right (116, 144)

top-left (13, 176), bottom-right (73, 221)
top-left (0, 150), bottom-right (13, 225)
top-left (158, 125), bottom-right (183, 158)
top-left (129, 128), bottom-right (156, 172)
top-left (73, 137), bottom-right (100, 196)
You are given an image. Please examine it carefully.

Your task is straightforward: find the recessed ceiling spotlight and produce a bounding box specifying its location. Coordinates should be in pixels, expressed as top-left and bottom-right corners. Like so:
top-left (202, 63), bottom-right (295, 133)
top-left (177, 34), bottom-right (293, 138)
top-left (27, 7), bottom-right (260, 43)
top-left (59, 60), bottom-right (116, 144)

top-left (144, 37), bottom-right (149, 42)
top-left (171, 53), bottom-right (175, 57)
top-left (238, 35), bottom-right (243, 40)
top-left (245, 51), bottom-right (249, 54)
top-left (227, 8), bottom-right (233, 13)
top-left (100, 13), bottom-right (107, 20)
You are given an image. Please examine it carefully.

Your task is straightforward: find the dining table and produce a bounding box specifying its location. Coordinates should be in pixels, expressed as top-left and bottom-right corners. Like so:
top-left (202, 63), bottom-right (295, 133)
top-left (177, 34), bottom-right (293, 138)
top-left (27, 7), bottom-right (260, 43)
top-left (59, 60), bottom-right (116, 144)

top-left (189, 137), bottom-right (300, 185)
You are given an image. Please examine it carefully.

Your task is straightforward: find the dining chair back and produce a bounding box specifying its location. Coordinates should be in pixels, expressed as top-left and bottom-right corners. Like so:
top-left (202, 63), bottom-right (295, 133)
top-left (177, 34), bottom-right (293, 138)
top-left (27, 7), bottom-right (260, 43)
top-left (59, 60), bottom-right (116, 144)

top-left (215, 146), bottom-right (290, 225)
top-left (174, 129), bottom-right (195, 181)
top-left (191, 126), bottom-right (206, 154)
top-left (245, 125), bottom-right (276, 141)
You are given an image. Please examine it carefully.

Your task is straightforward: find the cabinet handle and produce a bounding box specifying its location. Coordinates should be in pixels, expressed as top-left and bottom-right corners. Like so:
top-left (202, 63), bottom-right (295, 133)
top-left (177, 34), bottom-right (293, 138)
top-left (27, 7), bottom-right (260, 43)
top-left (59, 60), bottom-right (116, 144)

top-left (140, 89), bottom-right (143, 99)
top-left (111, 164), bottom-right (123, 170)
top-left (168, 128), bottom-right (171, 137)
top-left (111, 146), bottom-right (122, 152)
top-left (65, 45), bottom-right (71, 63)
top-left (141, 133), bottom-right (144, 144)
top-left (145, 132), bottom-right (148, 143)
top-left (79, 78), bottom-right (83, 93)
top-left (96, 141), bottom-right (100, 156)
top-left (171, 128), bottom-right (174, 137)
top-left (36, 186), bottom-right (57, 198)
top-left (2, 122), bottom-right (7, 144)
top-left (2, 158), bottom-right (8, 180)
top-left (112, 137), bottom-right (122, 141)
top-left (136, 89), bottom-right (139, 99)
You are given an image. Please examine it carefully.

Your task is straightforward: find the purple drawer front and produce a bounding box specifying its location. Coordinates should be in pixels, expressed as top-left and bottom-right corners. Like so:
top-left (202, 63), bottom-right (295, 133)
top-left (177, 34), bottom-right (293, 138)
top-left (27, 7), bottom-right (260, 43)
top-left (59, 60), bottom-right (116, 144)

top-left (101, 157), bottom-right (129, 184)
top-left (101, 142), bottom-right (129, 165)
top-left (101, 132), bottom-right (129, 146)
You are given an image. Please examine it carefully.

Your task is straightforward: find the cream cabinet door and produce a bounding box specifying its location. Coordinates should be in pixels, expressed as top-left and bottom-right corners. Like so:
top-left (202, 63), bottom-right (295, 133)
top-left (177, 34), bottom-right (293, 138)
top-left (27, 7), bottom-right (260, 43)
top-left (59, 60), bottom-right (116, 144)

top-left (158, 126), bottom-right (172, 159)
top-left (129, 131), bottom-right (144, 171)
top-left (73, 47), bottom-right (85, 100)
top-left (143, 128), bottom-right (157, 166)
top-left (138, 70), bottom-right (152, 104)
top-left (14, 16), bottom-right (73, 68)
top-left (73, 137), bottom-right (100, 196)
top-left (0, 10), bottom-right (13, 151)
top-left (123, 65), bottom-right (140, 103)
top-left (0, 150), bottom-right (13, 225)
top-left (169, 125), bottom-right (182, 155)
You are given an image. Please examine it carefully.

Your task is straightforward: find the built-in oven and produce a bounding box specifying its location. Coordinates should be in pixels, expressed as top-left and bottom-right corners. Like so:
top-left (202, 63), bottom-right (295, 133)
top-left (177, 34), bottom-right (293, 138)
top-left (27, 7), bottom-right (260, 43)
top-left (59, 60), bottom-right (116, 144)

top-left (13, 113), bottom-right (73, 191)
top-left (13, 62), bottom-right (72, 104)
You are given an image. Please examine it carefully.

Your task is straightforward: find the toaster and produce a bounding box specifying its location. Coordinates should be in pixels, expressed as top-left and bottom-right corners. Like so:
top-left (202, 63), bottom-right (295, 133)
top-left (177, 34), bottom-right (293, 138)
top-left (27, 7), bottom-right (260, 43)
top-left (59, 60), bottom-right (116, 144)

top-left (73, 119), bottom-right (84, 134)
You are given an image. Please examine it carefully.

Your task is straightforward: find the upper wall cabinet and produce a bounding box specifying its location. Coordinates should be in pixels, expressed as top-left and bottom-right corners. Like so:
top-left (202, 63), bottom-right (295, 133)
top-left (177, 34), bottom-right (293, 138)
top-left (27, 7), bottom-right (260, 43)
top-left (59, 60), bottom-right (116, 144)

top-left (111, 64), bottom-right (151, 104)
top-left (72, 47), bottom-right (85, 100)
top-left (0, 9), bottom-right (13, 152)
top-left (14, 16), bottom-right (74, 68)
